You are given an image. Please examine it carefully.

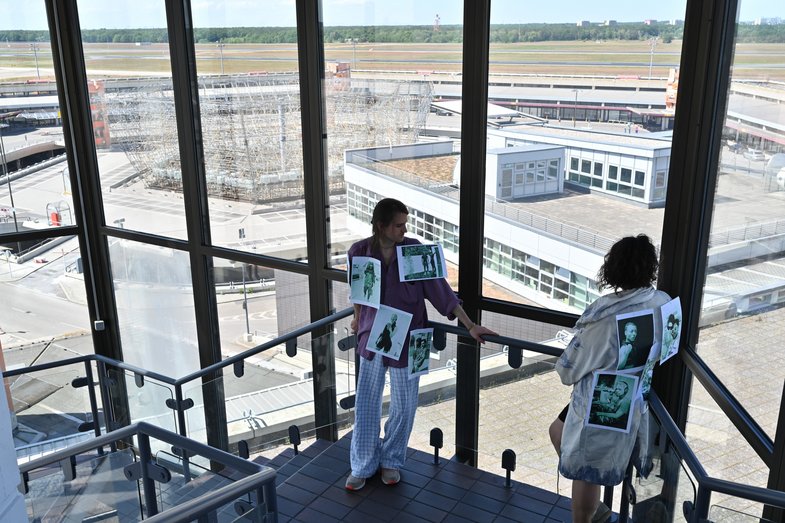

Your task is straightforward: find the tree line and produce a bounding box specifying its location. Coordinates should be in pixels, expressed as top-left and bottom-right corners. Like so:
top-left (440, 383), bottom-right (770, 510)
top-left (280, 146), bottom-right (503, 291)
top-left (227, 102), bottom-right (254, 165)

top-left (2, 22), bottom-right (784, 45)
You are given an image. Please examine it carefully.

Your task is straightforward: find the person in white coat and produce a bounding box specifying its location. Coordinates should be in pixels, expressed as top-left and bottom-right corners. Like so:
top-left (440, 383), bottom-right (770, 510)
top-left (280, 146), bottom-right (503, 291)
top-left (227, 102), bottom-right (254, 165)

top-left (548, 234), bottom-right (671, 523)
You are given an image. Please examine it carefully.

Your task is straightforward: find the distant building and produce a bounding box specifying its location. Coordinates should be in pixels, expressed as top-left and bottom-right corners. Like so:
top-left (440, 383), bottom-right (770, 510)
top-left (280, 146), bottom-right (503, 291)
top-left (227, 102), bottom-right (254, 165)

top-left (603, 20), bottom-right (617, 26)
top-left (482, 145), bottom-right (564, 199)
top-left (487, 126), bottom-right (672, 207)
top-left (644, 19), bottom-right (656, 25)
top-left (577, 20), bottom-right (590, 27)
top-left (669, 19), bottom-right (684, 26)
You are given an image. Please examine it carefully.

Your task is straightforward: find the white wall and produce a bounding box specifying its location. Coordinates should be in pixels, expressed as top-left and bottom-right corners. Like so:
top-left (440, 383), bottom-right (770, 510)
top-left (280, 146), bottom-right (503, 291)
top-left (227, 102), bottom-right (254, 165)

top-left (0, 381), bottom-right (26, 522)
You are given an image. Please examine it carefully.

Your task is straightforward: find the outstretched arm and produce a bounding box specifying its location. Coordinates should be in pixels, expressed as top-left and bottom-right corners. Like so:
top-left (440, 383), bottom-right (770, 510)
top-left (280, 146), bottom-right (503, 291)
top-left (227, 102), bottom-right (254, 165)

top-left (451, 304), bottom-right (498, 344)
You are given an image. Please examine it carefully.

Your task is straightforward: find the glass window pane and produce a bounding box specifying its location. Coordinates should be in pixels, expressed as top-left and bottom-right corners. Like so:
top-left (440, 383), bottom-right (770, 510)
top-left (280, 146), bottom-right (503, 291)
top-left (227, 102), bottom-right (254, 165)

top-left (483, 1), bottom-right (684, 309)
top-left (111, 239), bottom-right (198, 379)
top-left (694, 0), bottom-right (785, 461)
top-left (190, 4), bottom-right (307, 262)
top-left (0, 7), bottom-right (73, 236)
top-left (213, 258), bottom-right (310, 350)
top-left (1, 6), bottom-right (96, 446)
top-left (77, 1), bottom-right (187, 239)
top-left (326, 0), bottom-right (464, 295)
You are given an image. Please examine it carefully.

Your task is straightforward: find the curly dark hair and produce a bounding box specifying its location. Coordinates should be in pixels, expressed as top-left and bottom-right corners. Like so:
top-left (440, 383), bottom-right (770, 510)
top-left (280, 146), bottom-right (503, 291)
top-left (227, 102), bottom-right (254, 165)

top-left (596, 234), bottom-right (658, 291)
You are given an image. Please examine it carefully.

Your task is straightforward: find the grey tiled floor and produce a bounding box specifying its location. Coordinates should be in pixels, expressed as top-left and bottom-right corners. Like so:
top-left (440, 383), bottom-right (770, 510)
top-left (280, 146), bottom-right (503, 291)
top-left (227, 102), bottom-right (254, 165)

top-left (276, 432), bottom-right (575, 523)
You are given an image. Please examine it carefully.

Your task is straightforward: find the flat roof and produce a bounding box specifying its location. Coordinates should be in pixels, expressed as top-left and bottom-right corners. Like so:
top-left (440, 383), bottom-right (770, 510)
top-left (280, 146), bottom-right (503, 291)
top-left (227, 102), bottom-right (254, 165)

top-left (487, 144), bottom-right (563, 155)
top-left (431, 100), bottom-right (520, 118)
top-left (492, 125), bottom-right (672, 151)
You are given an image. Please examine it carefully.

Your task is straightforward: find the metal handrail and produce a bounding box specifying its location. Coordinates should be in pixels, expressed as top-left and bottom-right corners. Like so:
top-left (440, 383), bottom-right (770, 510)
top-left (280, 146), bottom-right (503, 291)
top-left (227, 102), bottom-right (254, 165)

top-left (649, 391), bottom-right (785, 521)
top-left (20, 422), bottom-right (277, 522)
top-left (144, 471), bottom-right (276, 523)
top-left (11, 308), bottom-right (785, 521)
top-left (176, 307), bottom-right (353, 385)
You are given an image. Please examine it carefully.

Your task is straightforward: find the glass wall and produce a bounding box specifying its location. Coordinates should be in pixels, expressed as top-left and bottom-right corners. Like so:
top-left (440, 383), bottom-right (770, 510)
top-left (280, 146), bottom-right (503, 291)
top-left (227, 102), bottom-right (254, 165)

top-left (324, 0), bottom-right (463, 287)
top-left (76, 0), bottom-right (187, 239)
top-left (690, 0), bottom-right (785, 513)
top-left (482, 1), bottom-right (686, 310)
top-left (6, 1), bottom-right (785, 518)
top-left (190, 3), bottom-right (308, 262)
top-left (0, 1), bottom-right (94, 450)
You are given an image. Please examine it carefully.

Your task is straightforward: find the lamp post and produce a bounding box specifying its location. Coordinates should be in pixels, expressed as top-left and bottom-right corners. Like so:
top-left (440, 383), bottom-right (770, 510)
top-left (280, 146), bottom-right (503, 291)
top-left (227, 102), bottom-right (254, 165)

top-left (29, 43), bottom-right (40, 79)
top-left (571, 89), bottom-right (579, 128)
top-left (241, 264), bottom-right (250, 337)
top-left (648, 36), bottom-right (659, 79)
top-left (0, 120), bottom-right (19, 235)
top-left (217, 41), bottom-right (225, 75)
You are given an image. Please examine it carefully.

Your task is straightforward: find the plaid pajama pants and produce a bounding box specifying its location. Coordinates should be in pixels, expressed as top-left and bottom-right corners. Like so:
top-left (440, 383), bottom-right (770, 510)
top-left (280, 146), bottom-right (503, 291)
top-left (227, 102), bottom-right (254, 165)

top-left (350, 354), bottom-right (420, 478)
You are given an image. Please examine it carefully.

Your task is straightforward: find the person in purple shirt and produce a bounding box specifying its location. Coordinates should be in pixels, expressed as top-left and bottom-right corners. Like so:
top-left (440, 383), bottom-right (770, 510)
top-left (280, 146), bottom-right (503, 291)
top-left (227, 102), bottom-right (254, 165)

top-left (345, 198), bottom-right (496, 491)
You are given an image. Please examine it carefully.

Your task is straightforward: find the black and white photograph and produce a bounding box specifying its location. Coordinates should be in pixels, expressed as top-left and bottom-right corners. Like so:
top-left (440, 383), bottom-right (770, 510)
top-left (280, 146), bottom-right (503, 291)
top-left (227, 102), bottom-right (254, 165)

top-left (585, 371), bottom-right (639, 433)
top-left (407, 328), bottom-right (433, 379)
top-left (639, 354), bottom-right (657, 400)
top-left (349, 256), bottom-right (381, 308)
top-left (397, 243), bottom-right (446, 282)
top-left (615, 309), bottom-right (655, 372)
top-left (366, 305), bottom-right (413, 361)
top-left (660, 297), bottom-right (682, 364)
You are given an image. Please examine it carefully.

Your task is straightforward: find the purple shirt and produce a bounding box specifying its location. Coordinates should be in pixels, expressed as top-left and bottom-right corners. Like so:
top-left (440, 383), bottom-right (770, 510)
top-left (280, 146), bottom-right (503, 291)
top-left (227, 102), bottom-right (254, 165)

top-left (348, 237), bottom-right (460, 368)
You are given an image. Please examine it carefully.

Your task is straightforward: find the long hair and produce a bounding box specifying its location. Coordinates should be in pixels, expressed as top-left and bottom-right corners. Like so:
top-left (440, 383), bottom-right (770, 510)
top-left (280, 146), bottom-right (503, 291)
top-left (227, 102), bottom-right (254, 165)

top-left (596, 234), bottom-right (658, 291)
top-left (370, 198), bottom-right (408, 249)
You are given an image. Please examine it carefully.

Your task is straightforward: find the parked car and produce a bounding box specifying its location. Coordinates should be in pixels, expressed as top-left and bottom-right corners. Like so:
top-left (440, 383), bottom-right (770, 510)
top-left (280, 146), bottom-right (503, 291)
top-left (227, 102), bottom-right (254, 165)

top-left (744, 148), bottom-right (765, 161)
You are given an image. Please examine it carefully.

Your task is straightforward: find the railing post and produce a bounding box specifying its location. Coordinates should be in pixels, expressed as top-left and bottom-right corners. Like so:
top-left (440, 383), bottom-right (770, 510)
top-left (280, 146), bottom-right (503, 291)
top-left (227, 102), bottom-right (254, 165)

top-left (83, 360), bottom-right (102, 442)
top-left (137, 433), bottom-right (160, 518)
top-left (261, 483), bottom-right (278, 523)
top-left (95, 360), bottom-right (118, 452)
top-left (693, 485), bottom-right (711, 523)
top-left (174, 384), bottom-right (192, 481)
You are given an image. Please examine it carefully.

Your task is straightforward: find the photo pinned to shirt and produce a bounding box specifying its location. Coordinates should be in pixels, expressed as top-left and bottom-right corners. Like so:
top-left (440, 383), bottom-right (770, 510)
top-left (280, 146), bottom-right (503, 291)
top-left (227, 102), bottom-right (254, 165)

top-left (397, 243), bottom-right (446, 282)
top-left (615, 309), bottom-right (655, 372)
top-left (585, 371), bottom-right (639, 434)
top-left (366, 305), bottom-right (413, 361)
top-left (407, 328), bottom-right (433, 379)
top-left (659, 297), bottom-right (682, 364)
top-left (348, 256), bottom-right (381, 308)
top-left (639, 348), bottom-right (658, 400)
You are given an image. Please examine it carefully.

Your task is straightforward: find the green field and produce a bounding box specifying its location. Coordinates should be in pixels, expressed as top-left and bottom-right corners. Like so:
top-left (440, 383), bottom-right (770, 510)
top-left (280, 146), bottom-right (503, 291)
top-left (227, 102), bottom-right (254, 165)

top-left (1, 40), bottom-right (784, 81)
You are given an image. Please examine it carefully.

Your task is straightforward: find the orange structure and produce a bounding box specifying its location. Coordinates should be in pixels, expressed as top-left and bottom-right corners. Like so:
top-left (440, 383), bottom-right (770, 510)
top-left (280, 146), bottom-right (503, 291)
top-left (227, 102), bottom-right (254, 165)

top-left (665, 68), bottom-right (679, 111)
top-left (87, 79), bottom-right (111, 148)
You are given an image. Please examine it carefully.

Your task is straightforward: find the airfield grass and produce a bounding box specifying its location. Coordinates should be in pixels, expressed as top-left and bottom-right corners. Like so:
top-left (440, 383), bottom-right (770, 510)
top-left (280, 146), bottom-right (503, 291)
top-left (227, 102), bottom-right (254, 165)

top-left (1, 40), bottom-right (783, 80)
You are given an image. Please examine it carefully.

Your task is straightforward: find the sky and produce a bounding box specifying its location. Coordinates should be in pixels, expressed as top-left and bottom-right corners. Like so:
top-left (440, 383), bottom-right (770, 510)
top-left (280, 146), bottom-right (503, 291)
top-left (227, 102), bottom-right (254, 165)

top-left (0, 0), bottom-right (777, 30)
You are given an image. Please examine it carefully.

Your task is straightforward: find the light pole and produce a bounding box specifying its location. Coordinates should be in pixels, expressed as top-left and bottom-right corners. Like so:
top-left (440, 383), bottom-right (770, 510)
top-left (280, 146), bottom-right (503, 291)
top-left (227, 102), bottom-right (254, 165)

top-left (571, 89), bottom-right (579, 128)
top-left (240, 263), bottom-right (250, 338)
top-left (0, 120), bottom-right (19, 235)
top-left (648, 36), bottom-right (659, 79)
top-left (29, 43), bottom-right (40, 79)
top-left (217, 41), bottom-right (225, 75)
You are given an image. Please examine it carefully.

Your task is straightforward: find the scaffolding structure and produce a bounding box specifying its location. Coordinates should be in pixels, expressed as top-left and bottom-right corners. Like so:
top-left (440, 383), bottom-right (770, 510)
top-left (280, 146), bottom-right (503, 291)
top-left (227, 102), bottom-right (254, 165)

top-left (103, 73), bottom-right (433, 202)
